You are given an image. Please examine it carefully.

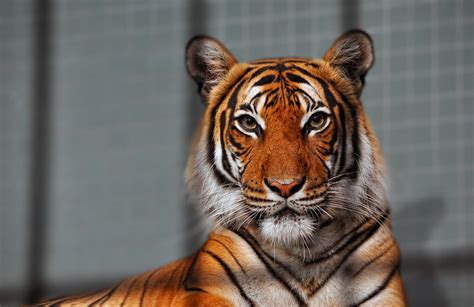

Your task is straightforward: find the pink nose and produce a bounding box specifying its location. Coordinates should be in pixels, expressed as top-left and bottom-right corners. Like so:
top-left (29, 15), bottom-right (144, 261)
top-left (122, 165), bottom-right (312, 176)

top-left (264, 177), bottom-right (305, 198)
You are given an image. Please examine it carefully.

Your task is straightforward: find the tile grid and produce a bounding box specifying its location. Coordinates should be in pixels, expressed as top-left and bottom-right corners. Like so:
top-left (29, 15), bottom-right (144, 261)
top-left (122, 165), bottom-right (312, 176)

top-left (455, 0), bottom-right (468, 251)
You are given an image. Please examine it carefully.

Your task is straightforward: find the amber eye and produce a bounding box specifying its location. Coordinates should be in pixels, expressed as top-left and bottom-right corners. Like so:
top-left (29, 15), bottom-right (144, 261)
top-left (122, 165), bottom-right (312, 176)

top-left (237, 115), bottom-right (258, 132)
top-left (308, 112), bottom-right (329, 131)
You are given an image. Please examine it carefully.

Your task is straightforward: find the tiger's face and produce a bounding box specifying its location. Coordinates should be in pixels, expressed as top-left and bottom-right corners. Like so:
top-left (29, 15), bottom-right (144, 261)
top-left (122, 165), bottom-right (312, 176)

top-left (186, 31), bottom-right (386, 246)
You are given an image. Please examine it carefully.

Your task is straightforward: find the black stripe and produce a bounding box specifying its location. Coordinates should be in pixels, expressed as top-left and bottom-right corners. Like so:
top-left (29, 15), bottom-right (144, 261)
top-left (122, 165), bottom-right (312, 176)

top-left (251, 60), bottom-right (279, 64)
top-left (352, 242), bottom-right (396, 277)
top-left (219, 110), bottom-right (237, 181)
top-left (227, 81), bottom-right (245, 120)
top-left (276, 63), bottom-right (287, 73)
top-left (254, 74), bottom-right (276, 86)
top-left (183, 252), bottom-right (200, 290)
top-left (289, 65), bottom-right (337, 108)
top-left (265, 96), bottom-right (278, 109)
top-left (239, 161), bottom-right (249, 176)
top-left (184, 286), bottom-right (209, 293)
top-left (120, 277), bottom-right (140, 306)
top-left (45, 288), bottom-right (104, 306)
top-left (288, 66), bottom-right (314, 83)
top-left (234, 231), bottom-right (307, 307)
top-left (318, 217), bottom-right (334, 229)
top-left (207, 70), bottom-right (250, 187)
top-left (352, 261), bottom-right (400, 306)
top-left (344, 103), bottom-right (361, 179)
top-left (230, 151), bottom-right (239, 164)
top-left (88, 282), bottom-right (121, 306)
top-left (252, 87), bottom-right (278, 104)
top-left (306, 63), bottom-right (320, 69)
top-left (249, 65), bottom-right (279, 79)
top-left (313, 150), bottom-right (331, 173)
top-left (47, 296), bottom-right (73, 306)
top-left (291, 89), bottom-right (316, 110)
top-left (165, 263), bottom-right (182, 288)
top-left (335, 104), bottom-right (347, 175)
top-left (209, 239), bottom-right (248, 275)
top-left (204, 250), bottom-right (255, 306)
top-left (306, 212), bottom-right (388, 264)
top-left (304, 218), bottom-right (368, 264)
top-left (324, 83), bottom-right (360, 179)
top-left (47, 295), bottom-right (75, 306)
top-left (242, 88), bottom-right (278, 112)
top-left (241, 230), bottom-right (305, 283)
top-left (219, 77), bottom-right (252, 180)
top-left (228, 133), bottom-right (243, 150)
top-left (308, 214), bottom-right (388, 296)
top-left (285, 72), bottom-right (310, 84)
top-left (47, 297), bottom-right (69, 306)
top-left (260, 88), bottom-right (279, 109)
top-left (314, 77), bottom-right (338, 114)
top-left (239, 103), bottom-right (254, 112)
top-left (313, 77), bottom-right (341, 178)
top-left (290, 65), bottom-right (361, 179)
top-left (291, 93), bottom-right (301, 108)
top-left (139, 270), bottom-right (159, 306)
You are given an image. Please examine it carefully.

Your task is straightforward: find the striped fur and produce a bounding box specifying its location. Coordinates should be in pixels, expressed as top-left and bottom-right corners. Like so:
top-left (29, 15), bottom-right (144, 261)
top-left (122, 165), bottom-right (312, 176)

top-left (41, 30), bottom-right (406, 306)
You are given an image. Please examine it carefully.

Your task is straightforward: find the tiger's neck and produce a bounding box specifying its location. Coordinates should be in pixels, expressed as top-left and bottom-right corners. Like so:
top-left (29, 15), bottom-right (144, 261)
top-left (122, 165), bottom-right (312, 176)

top-left (192, 211), bottom-right (400, 305)
top-left (212, 209), bottom-right (393, 283)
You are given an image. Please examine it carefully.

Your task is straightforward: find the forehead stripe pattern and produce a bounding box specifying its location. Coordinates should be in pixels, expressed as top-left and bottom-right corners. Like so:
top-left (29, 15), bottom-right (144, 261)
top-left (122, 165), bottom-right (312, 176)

top-left (285, 72), bottom-right (310, 84)
top-left (208, 62), bottom-right (362, 188)
top-left (254, 74), bottom-right (276, 86)
top-left (249, 65), bottom-right (280, 79)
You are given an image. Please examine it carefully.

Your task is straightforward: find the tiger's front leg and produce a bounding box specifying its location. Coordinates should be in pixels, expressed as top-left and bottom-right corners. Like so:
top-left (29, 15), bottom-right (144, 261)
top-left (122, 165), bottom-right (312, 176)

top-left (359, 272), bottom-right (407, 306)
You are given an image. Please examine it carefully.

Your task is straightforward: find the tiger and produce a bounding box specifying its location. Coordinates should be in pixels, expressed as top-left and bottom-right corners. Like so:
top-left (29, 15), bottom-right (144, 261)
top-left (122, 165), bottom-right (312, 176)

top-left (41, 30), bottom-right (406, 306)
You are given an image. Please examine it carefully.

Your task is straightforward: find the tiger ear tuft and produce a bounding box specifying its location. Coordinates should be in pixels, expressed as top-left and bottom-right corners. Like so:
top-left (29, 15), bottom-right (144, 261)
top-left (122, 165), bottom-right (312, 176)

top-left (323, 30), bottom-right (374, 96)
top-left (186, 35), bottom-right (237, 103)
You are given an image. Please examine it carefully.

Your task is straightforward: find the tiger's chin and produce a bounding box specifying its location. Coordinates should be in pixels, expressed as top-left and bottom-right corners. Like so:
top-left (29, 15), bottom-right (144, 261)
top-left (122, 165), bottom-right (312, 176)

top-left (258, 209), bottom-right (316, 247)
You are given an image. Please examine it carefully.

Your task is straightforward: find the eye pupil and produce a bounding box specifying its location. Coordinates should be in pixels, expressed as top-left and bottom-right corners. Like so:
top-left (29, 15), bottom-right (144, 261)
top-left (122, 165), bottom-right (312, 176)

top-left (309, 113), bottom-right (328, 130)
top-left (238, 115), bottom-right (258, 131)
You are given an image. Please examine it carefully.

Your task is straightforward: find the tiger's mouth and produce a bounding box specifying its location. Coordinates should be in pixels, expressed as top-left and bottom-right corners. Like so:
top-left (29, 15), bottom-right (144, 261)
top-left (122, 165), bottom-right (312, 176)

top-left (239, 194), bottom-right (334, 245)
top-left (244, 195), bottom-right (328, 221)
top-left (266, 207), bottom-right (314, 223)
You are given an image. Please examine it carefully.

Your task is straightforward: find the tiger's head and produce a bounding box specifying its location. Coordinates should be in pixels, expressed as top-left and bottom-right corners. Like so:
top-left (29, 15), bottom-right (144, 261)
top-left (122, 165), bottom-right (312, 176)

top-left (185, 30), bottom-right (387, 247)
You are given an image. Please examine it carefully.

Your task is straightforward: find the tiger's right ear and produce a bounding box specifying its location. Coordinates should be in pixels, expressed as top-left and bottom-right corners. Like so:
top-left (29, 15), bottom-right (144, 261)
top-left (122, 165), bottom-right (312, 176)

top-left (323, 30), bottom-right (374, 97)
top-left (186, 36), bottom-right (237, 103)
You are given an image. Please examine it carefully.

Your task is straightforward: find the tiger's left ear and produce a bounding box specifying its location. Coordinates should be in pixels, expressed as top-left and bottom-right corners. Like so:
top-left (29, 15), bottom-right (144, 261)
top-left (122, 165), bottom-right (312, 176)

top-left (323, 30), bottom-right (374, 97)
top-left (186, 35), bottom-right (237, 103)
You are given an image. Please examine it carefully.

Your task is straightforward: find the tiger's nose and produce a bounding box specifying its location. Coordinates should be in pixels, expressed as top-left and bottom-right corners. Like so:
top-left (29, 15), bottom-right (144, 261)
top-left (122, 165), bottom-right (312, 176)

top-left (264, 176), bottom-right (306, 198)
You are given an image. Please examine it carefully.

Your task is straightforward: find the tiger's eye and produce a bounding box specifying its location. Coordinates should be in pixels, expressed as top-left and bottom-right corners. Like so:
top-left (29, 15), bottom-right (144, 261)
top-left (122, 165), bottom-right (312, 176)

top-left (308, 113), bottom-right (328, 131)
top-left (238, 115), bottom-right (258, 131)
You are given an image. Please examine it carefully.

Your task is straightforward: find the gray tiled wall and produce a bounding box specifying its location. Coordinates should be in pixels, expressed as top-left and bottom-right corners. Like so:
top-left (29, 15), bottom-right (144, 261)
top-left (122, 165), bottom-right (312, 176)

top-left (1, 0), bottom-right (34, 300)
top-left (1, 0), bottom-right (473, 305)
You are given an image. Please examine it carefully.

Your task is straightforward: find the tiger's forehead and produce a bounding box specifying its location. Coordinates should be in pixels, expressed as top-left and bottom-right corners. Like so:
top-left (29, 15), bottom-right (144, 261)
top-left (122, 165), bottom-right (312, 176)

top-left (236, 59), bottom-right (326, 113)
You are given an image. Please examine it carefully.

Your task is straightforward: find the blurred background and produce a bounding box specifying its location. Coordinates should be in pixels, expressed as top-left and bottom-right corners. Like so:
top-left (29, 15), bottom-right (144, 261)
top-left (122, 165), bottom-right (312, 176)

top-left (1, 0), bottom-right (473, 305)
